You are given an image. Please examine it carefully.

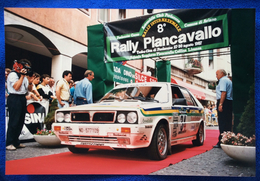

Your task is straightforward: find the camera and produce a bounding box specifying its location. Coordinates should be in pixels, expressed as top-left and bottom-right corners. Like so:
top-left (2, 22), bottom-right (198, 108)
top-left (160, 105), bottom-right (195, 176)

top-left (21, 63), bottom-right (33, 76)
top-left (14, 60), bottom-right (33, 76)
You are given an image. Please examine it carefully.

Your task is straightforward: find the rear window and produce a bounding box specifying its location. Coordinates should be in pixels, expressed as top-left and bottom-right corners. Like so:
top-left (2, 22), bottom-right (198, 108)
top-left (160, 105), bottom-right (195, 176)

top-left (180, 88), bottom-right (195, 106)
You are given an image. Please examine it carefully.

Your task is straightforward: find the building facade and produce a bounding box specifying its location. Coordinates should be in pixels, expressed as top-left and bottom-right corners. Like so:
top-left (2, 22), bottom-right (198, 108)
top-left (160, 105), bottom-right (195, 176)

top-left (5, 8), bottom-right (232, 105)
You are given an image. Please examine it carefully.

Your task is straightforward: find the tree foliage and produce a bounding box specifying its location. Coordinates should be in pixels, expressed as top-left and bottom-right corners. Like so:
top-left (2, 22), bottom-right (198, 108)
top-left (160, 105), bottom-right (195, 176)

top-left (236, 83), bottom-right (255, 137)
top-left (44, 99), bottom-right (58, 130)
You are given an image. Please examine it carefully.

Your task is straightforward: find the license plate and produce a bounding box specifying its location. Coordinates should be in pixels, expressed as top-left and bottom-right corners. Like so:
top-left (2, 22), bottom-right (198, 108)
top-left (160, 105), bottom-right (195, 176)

top-left (79, 126), bottom-right (99, 135)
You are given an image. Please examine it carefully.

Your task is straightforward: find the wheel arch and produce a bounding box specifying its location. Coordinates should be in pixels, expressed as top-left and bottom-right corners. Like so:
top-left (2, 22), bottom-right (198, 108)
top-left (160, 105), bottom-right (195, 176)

top-left (148, 118), bottom-right (170, 146)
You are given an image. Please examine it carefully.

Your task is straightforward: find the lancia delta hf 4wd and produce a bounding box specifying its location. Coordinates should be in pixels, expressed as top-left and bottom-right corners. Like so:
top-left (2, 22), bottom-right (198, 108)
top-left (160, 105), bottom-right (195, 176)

top-left (52, 82), bottom-right (205, 160)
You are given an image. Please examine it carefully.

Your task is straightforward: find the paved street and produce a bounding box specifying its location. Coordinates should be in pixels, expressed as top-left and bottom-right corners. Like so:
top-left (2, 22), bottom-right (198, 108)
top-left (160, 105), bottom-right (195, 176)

top-left (5, 126), bottom-right (256, 177)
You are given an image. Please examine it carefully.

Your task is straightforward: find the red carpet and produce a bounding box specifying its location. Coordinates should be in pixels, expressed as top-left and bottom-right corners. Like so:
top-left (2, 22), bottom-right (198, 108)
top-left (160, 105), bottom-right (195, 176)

top-left (6, 130), bottom-right (218, 175)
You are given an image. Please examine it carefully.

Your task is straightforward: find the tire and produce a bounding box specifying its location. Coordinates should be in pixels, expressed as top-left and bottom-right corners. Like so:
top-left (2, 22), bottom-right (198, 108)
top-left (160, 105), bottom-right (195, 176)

top-left (192, 123), bottom-right (204, 146)
top-left (147, 124), bottom-right (168, 160)
top-left (68, 145), bottom-right (89, 153)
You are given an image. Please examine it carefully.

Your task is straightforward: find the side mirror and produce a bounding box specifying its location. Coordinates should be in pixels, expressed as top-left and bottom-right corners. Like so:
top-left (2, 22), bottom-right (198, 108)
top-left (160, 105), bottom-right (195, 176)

top-left (172, 98), bottom-right (187, 106)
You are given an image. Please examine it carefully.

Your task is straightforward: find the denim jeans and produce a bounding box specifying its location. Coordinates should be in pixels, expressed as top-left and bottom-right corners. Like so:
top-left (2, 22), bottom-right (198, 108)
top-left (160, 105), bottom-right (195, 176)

top-left (76, 98), bottom-right (88, 105)
top-left (58, 100), bottom-right (70, 109)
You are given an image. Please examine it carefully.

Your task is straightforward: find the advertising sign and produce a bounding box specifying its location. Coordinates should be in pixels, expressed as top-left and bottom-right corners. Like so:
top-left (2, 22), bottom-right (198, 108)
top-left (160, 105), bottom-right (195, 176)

top-left (135, 72), bottom-right (157, 83)
top-left (104, 9), bottom-right (230, 62)
top-left (5, 101), bottom-right (45, 140)
top-left (25, 102), bottom-right (45, 134)
top-left (113, 62), bottom-right (135, 83)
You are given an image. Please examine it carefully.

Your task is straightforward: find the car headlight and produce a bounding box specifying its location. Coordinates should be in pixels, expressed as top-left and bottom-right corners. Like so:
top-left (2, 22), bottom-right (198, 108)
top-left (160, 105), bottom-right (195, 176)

top-left (56, 112), bottom-right (65, 122)
top-left (116, 111), bottom-right (138, 124)
top-left (127, 112), bottom-right (137, 123)
top-left (56, 112), bottom-right (71, 123)
top-left (117, 113), bottom-right (126, 123)
top-left (64, 113), bottom-right (71, 122)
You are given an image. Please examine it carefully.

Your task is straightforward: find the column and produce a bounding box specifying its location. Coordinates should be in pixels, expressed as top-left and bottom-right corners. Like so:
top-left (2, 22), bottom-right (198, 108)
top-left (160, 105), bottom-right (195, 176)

top-left (51, 55), bottom-right (72, 81)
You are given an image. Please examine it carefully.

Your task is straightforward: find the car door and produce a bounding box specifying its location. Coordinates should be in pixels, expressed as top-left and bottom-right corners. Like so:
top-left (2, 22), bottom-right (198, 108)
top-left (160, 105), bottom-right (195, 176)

top-left (179, 87), bottom-right (201, 137)
top-left (170, 86), bottom-right (188, 140)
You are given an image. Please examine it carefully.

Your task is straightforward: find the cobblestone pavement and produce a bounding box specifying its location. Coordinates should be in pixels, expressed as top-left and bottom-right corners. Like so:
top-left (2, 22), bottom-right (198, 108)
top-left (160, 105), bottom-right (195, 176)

top-left (150, 147), bottom-right (256, 177)
top-left (6, 126), bottom-right (257, 177)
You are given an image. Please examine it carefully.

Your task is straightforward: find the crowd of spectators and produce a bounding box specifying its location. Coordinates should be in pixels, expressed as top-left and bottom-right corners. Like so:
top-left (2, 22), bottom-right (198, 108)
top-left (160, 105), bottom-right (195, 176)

top-left (204, 104), bottom-right (218, 126)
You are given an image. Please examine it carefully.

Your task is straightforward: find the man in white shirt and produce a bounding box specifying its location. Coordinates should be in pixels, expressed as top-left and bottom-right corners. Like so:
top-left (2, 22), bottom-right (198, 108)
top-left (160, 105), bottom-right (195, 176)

top-left (6, 59), bottom-right (34, 151)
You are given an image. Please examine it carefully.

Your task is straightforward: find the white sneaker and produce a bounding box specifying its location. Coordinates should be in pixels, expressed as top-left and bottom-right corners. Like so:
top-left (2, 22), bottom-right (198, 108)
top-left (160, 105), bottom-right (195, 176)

top-left (6, 145), bottom-right (16, 151)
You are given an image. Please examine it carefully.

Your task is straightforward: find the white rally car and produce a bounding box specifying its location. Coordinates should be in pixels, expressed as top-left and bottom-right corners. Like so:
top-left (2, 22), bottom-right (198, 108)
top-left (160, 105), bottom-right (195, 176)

top-left (52, 82), bottom-right (205, 160)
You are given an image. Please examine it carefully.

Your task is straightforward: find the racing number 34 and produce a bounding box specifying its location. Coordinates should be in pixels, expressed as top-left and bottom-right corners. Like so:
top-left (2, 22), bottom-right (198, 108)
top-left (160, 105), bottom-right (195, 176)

top-left (179, 115), bottom-right (187, 133)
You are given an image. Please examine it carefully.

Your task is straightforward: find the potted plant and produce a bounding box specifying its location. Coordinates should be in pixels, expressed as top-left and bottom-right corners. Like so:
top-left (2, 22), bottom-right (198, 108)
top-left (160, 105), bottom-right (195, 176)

top-left (220, 131), bottom-right (256, 163)
top-left (34, 99), bottom-right (61, 146)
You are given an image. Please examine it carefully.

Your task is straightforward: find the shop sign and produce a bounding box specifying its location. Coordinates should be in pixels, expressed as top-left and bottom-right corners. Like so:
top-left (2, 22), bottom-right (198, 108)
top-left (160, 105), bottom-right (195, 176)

top-left (104, 9), bottom-right (230, 62)
top-left (135, 72), bottom-right (157, 83)
top-left (113, 62), bottom-right (135, 83)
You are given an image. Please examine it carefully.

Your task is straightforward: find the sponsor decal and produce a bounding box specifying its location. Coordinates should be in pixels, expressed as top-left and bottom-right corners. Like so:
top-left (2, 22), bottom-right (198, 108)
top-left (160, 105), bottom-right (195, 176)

top-left (191, 124), bottom-right (196, 130)
top-left (172, 130), bottom-right (177, 137)
top-left (140, 135), bottom-right (148, 141)
top-left (64, 126), bottom-right (72, 131)
top-left (142, 118), bottom-right (153, 123)
top-left (145, 125), bottom-right (153, 129)
top-left (173, 113), bottom-right (178, 117)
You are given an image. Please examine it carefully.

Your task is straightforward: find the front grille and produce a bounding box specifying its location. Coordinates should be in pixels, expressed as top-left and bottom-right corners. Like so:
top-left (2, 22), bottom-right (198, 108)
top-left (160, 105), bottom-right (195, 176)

top-left (93, 113), bottom-right (114, 122)
top-left (68, 136), bottom-right (118, 144)
top-left (70, 111), bottom-right (115, 123)
top-left (71, 112), bottom-right (90, 122)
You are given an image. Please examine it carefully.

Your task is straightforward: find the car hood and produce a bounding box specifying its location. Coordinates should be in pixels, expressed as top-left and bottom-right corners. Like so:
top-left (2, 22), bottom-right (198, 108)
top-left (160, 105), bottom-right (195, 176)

top-left (57, 101), bottom-right (168, 112)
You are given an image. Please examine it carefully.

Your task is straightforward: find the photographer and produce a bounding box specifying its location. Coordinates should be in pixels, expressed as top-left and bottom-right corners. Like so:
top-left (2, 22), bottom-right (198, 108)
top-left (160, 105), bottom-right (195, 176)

top-left (6, 59), bottom-right (33, 151)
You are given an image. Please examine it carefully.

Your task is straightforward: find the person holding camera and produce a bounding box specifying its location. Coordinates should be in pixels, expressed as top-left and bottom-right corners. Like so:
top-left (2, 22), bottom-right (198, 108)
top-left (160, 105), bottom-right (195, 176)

top-left (6, 59), bottom-right (34, 151)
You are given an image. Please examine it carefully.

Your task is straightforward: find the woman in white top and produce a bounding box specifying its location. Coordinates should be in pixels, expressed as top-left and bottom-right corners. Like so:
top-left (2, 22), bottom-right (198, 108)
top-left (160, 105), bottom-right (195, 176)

top-left (37, 74), bottom-right (56, 114)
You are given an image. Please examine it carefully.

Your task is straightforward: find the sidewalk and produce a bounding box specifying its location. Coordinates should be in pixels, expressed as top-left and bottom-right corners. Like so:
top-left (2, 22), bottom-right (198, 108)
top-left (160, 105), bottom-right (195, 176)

top-left (150, 126), bottom-right (256, 177)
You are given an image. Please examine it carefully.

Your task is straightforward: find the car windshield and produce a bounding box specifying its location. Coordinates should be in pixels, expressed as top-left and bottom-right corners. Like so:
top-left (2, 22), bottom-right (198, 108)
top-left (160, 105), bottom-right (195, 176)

top-left (100, 85), bottom-right (168, 103)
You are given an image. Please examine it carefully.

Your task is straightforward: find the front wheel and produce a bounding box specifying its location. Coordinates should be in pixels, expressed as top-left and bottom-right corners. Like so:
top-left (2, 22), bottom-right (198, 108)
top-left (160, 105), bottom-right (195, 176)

top-left (147, 124), bottom-right (168, 160)
top-left (68, 145), bottom-right (89, 153)
top-left (192, 123), bottom-right (204, 146)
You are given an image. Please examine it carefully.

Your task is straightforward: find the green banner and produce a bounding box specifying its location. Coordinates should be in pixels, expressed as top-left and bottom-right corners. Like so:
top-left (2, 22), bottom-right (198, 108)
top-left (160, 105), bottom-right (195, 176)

top-left (113, 62), bottom-right (135, 84)
top-left (87, 24), bottom-right (114, 101)
top-left (104, 9), bottom-right (230, 62)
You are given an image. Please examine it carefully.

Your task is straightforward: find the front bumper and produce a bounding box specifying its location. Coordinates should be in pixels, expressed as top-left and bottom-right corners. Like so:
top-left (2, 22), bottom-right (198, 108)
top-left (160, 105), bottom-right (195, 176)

top-left (52, 123), bottom-right (151, 149)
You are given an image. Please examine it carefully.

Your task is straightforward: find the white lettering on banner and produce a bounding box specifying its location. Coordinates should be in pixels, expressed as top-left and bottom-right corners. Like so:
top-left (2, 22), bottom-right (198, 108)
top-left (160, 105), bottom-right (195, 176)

top-left (25, 113), bottom-right (45, 124)
top-left (143, 26), bottom-right (221, 49)
top-left (123, 69), bottom-right (135, 78)
top-left (111, 40), bottom-right (139, 54)
top-left (114, 66), bottom-right (121, 73)
top-left (135, 72), bottom-right (157, 83)
top-left (111, 25), bottom-right (222, 54)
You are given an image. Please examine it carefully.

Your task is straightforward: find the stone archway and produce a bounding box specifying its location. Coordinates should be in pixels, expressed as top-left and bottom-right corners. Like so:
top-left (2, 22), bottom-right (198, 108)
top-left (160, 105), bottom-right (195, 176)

top-left (5, 25), bottom-right (60, 76)
top-left (72, 53), bottom-right (88, 81)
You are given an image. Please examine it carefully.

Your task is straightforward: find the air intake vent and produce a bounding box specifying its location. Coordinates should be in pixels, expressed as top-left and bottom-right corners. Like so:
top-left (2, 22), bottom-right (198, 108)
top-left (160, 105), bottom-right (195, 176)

top-left (93, 113), bottom-right (115, 122)
top-left (71, 112), bottom-right (90, 122)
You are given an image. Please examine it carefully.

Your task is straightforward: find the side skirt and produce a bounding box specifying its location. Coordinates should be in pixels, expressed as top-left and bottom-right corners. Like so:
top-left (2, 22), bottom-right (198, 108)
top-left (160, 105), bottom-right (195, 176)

top-left (170, 135), bottom-right (197, 146)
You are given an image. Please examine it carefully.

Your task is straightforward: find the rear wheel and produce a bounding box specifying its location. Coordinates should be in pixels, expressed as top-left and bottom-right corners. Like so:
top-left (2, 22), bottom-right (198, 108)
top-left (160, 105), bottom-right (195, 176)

top-left (68, 145), bottom-right (89, 153)
top-left (147, 124), bottom-right (168, 160)
top-left (192, 123), bottom-right (204, 146)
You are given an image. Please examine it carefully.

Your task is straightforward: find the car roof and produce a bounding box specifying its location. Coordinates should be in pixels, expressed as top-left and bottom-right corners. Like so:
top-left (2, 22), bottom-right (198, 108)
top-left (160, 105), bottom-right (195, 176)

top-left (115, 82), bottom-right (188, 90)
